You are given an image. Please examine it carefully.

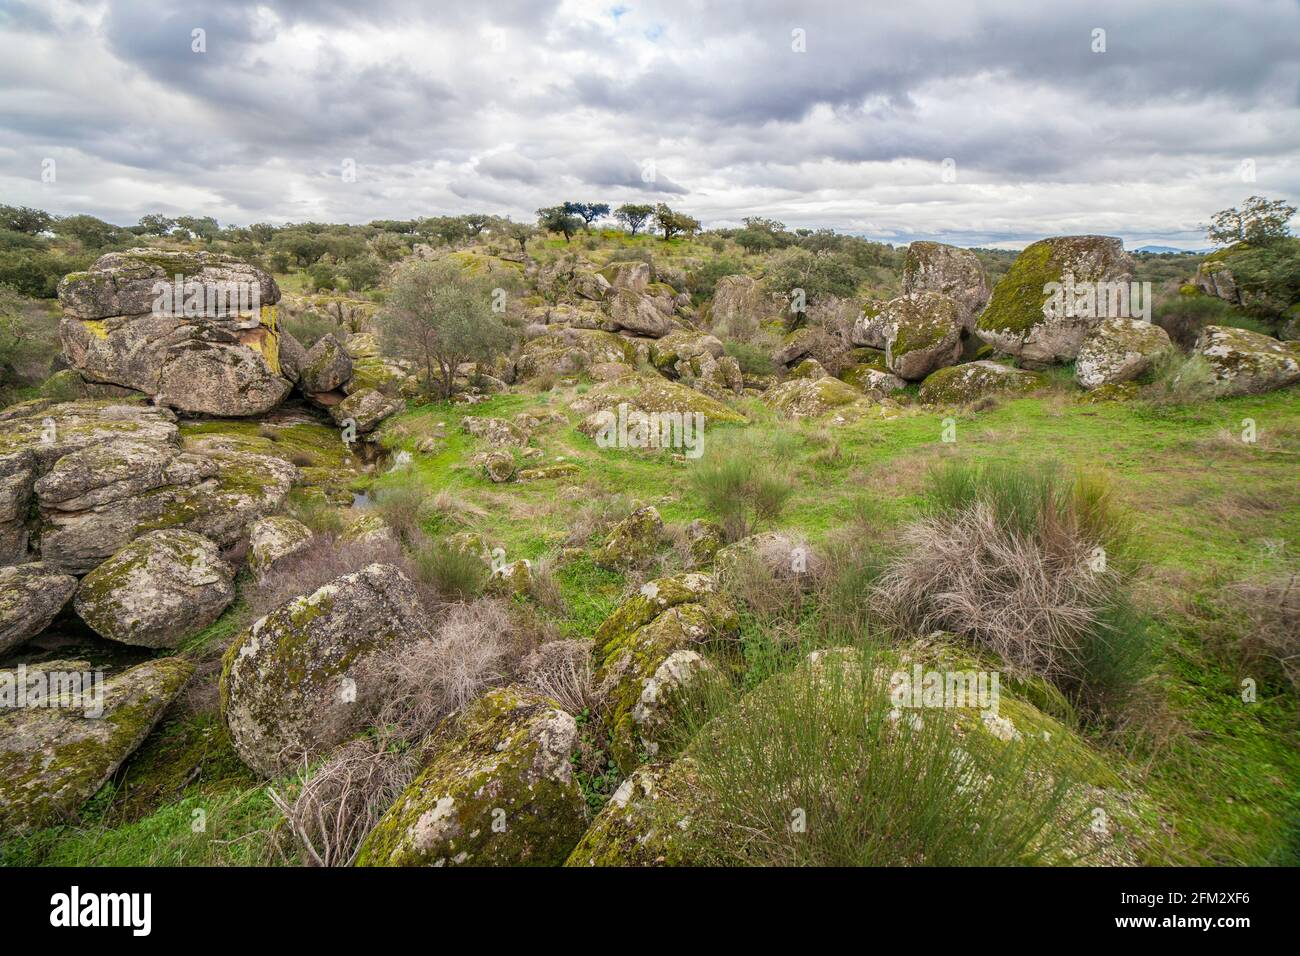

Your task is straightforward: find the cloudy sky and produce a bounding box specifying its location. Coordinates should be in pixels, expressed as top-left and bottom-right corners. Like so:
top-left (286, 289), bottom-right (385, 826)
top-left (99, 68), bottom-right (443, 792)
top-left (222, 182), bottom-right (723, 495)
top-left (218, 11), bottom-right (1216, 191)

top-left (1, 0), bottom-right (1297, 248)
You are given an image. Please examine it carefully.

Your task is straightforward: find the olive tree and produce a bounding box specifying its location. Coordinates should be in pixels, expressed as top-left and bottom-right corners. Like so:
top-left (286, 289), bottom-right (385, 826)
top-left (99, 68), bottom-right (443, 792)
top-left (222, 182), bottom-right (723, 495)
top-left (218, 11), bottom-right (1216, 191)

top-left (380, 260), bottom-right (514, 399)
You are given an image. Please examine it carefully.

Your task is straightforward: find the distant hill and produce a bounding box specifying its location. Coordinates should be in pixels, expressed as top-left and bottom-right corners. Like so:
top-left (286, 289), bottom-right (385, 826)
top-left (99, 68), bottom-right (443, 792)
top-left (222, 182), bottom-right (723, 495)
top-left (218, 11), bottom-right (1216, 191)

top-left (1134, 245), bottom-right (1209, 254)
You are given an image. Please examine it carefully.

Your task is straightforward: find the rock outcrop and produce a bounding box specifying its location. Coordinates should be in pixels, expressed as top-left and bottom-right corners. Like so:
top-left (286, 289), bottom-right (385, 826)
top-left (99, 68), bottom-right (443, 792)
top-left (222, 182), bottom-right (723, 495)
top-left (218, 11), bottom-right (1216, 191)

top-left (220, 563), bottom-right (434, 776)
top-left (902, 241), bottom-right (990, 331)
top-left (356, 686), bottom-right (585, 866)
top-left (1193, 325), bottom-right (1300, 397)
top-left (853, 292), bottom-right (963, 380)
top-left (58, 249), bottom-right (292, 417)
top-left (918, 361), bottom-right (1046, 405)
top-left (1075, 319), bottom-right (1172, 390)
top-left (0, 564), bottom-right (77, 655)
top-left (74, 529), bottom-right (234, 648)
top-left (975, 236), bottom-right (1135, 366)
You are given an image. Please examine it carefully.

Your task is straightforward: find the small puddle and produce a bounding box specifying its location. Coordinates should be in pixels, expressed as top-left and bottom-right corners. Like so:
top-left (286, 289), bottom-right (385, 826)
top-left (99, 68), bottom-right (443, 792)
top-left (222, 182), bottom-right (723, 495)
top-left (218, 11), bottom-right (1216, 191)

top-left (351, 491), bottom-right (371, 508)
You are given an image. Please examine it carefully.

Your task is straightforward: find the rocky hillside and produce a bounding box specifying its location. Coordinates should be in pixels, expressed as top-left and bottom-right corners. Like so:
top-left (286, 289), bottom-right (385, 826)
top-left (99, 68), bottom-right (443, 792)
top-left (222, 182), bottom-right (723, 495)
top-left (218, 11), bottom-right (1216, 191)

top-left (1, 226), bottom-right (1297, 867)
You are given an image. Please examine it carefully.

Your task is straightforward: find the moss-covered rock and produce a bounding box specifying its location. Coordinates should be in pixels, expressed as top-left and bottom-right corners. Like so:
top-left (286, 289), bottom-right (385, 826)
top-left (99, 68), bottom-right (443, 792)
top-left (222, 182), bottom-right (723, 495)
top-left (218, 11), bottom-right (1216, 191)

top-left (299, 332), bottom-right (353, 395)
top-left (867, 291), bottom-right (964, 380)
top-left (593, 506), bottom-right (664, 570)
top-left (460, 415), bottom-right (529, 448)
top-left (329, 388), bottom-right (404, 435)
top-left (918, 360), bottom-right (1046, 405)
top-left (976, 235), bottom-right (1135, 366)
top-left (74, 529), bottom-right (234, 649)
top-left (605, 288), bottom-right (671, 337)
top-left (219, 563), bottom-right (434, 776)
top-left (0, 563), bottom-right (77, 655)
top-left (840, 363), bottom-right (906, 396)
top-left (517, 326), bottom-right (635, 380)
top-left (356, 686), bottom-right (585, 866)
top-left (569, 372), bottom-right (746, 425)
top-left (714, 531), bottom-right (821, 584)
top-left (773, 326), bottom-right (819, 366)
top-left (1075, 318), bottom-right (1172, 390)
top-left (516, 462), bottom-right (581, 481)
top-left (1193, 325), bottom-right (1300, 397)
top-left (0, 656), bottom-right (193, 833)
top-left (902, 241), bottom-right (991, 331)
top-left (762, 375), bottom-right (870, 419)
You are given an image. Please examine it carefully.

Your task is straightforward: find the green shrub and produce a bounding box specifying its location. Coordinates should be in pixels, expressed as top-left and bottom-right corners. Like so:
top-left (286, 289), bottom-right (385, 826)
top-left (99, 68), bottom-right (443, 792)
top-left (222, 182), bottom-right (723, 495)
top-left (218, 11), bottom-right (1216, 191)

top-left (675, 643), bottom-right (1090, 865)
top-left (723, 338), bottom-right (775, 376)
top-left (1154, 294), bottom-right (1269, 349)
top-left (689, 430), bottom-right (797, 542)
top-left (1143, 349), bottom-right (1217, 405)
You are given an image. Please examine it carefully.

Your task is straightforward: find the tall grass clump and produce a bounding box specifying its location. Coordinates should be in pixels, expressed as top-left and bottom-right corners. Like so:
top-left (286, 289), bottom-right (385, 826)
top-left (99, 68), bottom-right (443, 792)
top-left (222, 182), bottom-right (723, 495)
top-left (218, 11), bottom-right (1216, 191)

top-left (689, 429), bottom-right (797, 542)
top-left (1143, 348), bottom-right (1217, 406)
top-left (679, 644), bottom-right (1091, 866)
top-left (876, 460), bottom-right (1153, 719)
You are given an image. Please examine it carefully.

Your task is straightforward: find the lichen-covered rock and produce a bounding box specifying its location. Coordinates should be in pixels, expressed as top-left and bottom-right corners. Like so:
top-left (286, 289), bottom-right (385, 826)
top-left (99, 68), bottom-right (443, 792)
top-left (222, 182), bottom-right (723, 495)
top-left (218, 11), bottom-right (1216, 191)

top-left (340, 511), bottom-right (397, 548)
top-left (0, 564), bottom-right (77, 655)
top-left (902, 241), bottom-right (991, 331)
top-left (788, 357), bottom-right (828, 380)
top-left (601, 260), bottom-right (651, 292)
top-left (1194, 257), bottom-right (1240, 304)
top-left (0, 450), bottom-right (36, 564)
top-left (342, 332), bottom-right (419, 397)
top-left (685, 519), bottom-right (723, 568)
top-left (356, 686), bottom-right (585, 866)
top-left (869, 292), bottom-right (964, 381)
top-left (593, 573), bottom-right (738, 771)
top-left (840, 364), bottom-right (906, 396)
top-left (708, 275), bottom-right (768, 339)
top-left (517, 462), bottom-right (581, 481)
top-left (57, 248), bottom-right (280, 320)
top-left (58, 253), bottom-right (293, 414)
top-left (0, 656), bottom-right (193, 832)
top-left (516, 327), bottom-right (634, 380)
top-left (247, 515), bottom-right (313, 582)
top-left (594, 506), bottom-right (663, 570)
top-left (299, 332), bottom-right (353, 395)
top-left (565, 758), bottom-right (712, 866)
top-left (460, 416), bottom-right (529, 448)
top-left (219, 563), bottom-right (434, 776)
top-left (38, 438), bottom-right (296, 575)
top-left (918, 360), bottom-right (1046, 405)
top-left (773, 326), bottom-right (819, 366)
top-left (329, 388), bottom-right (404, 435)
top-left (605, 288), bottom-right (671, 338)
top-left (487, 558), bottom-right (533, 597)
top-left (74, 529), bottom-right (233, 649)
top-left (538, 254), bottom-right (610, 304)
top-left (479, 450), bottom-right (517, 483)
top-left (763, 375), bottom-right (869, 419)
top-left (976, 235), bottom-right (1135, 366)
top-left (1075, 319), bottom-right (1172, 390)
top-left (648, 330), bottom-right (724, 371)
top-left (569, 372), bottom-right (746, 425)
top-left (1194, 325), bottom-right (1300, 397)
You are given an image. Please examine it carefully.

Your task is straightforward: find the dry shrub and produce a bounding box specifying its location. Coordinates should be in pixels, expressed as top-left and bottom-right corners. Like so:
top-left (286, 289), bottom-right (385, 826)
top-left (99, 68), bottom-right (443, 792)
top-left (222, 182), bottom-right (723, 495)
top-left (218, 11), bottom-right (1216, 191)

top-left (271, 598), bottom-right (513, 866)
top-left (874, 461), bottom-right (1151, 718)
top-left (526, 553), bottom-right (567, 615)
top-left (520, 639), bottom-right (598, 715)
top-left (564, 488), bottom-right (636, 547)
top-left (245, 534), bottom-right (406, 619)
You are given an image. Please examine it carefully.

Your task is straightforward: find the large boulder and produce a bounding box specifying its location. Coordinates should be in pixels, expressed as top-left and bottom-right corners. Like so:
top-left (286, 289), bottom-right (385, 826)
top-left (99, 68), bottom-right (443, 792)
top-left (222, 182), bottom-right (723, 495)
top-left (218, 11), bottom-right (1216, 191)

top-left (902, 241), bottom-right (990, 331)
top-left (569, 372), bottom-right (747, 425)
top-left (58, 249), bottom-right (292, 417)
top-left (219, 563), bottom-right (434, 777)
top-left (356, 686), bottom-right (585, 866)
top-left (1075, 319), bottom-right (1172, 390)
top-left (460, 416), bottom-right (529, 448)
top-left (601, 260), bottom-right (652, 292)
top-left (606, 288), bottom-right (672, 338)
top-left (247, 515), bottom-right (314, 583)
top-left (975, 236), bottom-right (1135, 366)
top-left (708, 275), bottom-right (767, 338)
top-left (1194, 256), bottom-right (1240, 304)
top-left (0, 564), bottom-right (77, 655)
top-left (74, 529), bottom-right (234, 649)
top-left (298, 332), bottom-right (353, 395)
top-left (593, 573), bottom-right (738, 771)
top-left (854, 292), bottom-right (963, 381)
top-left (919, 361), bottom-right (1047, 405)
top-left (516, 327), bottom-right (634, 380)
top-left (1194, 325), bottom-right (1300, 397)
top-left (329, 388), bottom-right (404, 435)
top-left (763, 375), bottom-right (873, 419)
top-left (0, 657), bottom-right (192, 832)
